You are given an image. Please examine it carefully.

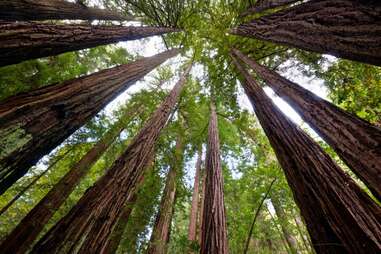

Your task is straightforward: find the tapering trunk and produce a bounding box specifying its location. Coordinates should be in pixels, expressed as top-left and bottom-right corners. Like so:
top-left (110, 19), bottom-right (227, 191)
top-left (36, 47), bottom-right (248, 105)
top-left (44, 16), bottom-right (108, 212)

top-left (147, 137), bottom-right (183, 254)
top-left (200, 103), bottom-right (229, 254)
top-left (0, 145), bottom-right (74, 217)
top-left (0, 0), bottom-right (130, 21)
top-left (231, 52), bottom-right (381, 253)
top-left (198, 169), bottom-right (206, 246)
top-left (102, 193), bottom-right (138, 254)
top-left (240, 0), bottom-right (299, 16)
top-left (0, 49), bottom-right (179, 195)
top-left (232, 0), bottom-right (381, 66)
top-left (0, 106), bottom-right (140, 254)
top-left (0, 22), bottom-right (179, 67)
top-left (187, 148), bottom-right (202, 242)
top-left (234, 49), bottom-right (381, 201)
top-left (31, 64), bottom-right (192, 254)
top-left (271, 196), bottom-right (299, 254)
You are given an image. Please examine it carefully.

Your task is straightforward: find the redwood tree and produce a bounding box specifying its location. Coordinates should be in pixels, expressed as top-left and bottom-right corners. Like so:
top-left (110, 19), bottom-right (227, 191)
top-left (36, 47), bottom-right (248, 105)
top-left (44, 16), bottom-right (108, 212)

top-left (0, 106), bottom-right (142, 254)
top-left (0, 0), bottom-right (130, 21)
top-left (188, 148), bottom-right (202, 242)
top-left (232, 0), bottom-right (381, 66)
top-left (240, 0), bottom-right (299, 17)
top-left (0, 22), bottom-right (179, 67)
top-left (147, 137), bottom-right (184, 254)
top-left (233, 49), bottom-right (381, 201)
top-left (31, 63), bottom-right (192, 254)
top-left (231, 52), bottom-right (381, 253)
top-left (0, 49), bottom-right (179, 195)
top-left (200, 102), bottom-right (229, 254)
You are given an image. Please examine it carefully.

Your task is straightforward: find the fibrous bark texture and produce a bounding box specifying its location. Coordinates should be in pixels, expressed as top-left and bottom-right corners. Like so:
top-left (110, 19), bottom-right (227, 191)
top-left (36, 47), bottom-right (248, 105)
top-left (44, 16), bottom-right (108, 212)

top-left (231, 52), bottom-right (381, 253)
top-left (0, 49), bottom-right (178, 195)
top-left (271, 196), bottom-right (299, 254)
top-left (147, 137), bottom-right (184, 254)
top-left (188, 148), bottom-right (202, 242)
top-left (232, 0), bottom-right (381, 66)
top-left (200, 103), bottom-right (229, 254)
top-left (234, 49), bottom-right (381, 201)
top-left (0, 0), bottom-right (130, 21)
top-left (31, 63), bottom-right (192, 254)
top-left (0, 22), bottom-right (179, 67)
top-left (0, 106), bottom-right (139, 254)
top-left (240, 0), bottom-right (299, 16)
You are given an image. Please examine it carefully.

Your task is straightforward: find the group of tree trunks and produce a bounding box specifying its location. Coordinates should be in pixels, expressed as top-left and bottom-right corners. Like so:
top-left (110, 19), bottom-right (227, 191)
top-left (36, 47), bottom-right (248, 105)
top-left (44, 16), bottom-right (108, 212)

top-left (0, 48), bottom-right (179, 195)
top-left (231, 51), bottom-right (381, 253)
top-left (232, 0), bottom-right (381, 66)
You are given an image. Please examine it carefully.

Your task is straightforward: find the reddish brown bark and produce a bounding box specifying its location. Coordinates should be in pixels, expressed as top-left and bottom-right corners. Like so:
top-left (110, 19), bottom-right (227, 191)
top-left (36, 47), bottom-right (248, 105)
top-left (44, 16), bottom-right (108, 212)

top-left (231, 52), bottom-right (381, 253)
top-left (198, 169), bottom-right (206, 246)
top-left (187, 148), bottom-right (202, 242)
top-left (232, 0), bottom-right (381, 66)
top-left (234, 49), bottom-right (381, 201)
top-left (0, 0), bottom-right (130, 21)
top-left (240, 0), bottom-right (299, 17)
top-left (147, 137), bottom-right (184, 254)
top-left (200, 103), bottom-right (229, 254)
top-left (0, 22), bottom-right (179, 67)
top-left (0, 49), bottom-right (179, 195)
top-left (0, 106), bottom-right (141, 254)
top-left (31, 64), bottom-right (192, 254)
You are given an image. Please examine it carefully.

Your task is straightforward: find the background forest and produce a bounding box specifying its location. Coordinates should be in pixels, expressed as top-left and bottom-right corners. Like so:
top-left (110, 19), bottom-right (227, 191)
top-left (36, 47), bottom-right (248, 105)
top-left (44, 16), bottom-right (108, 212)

top-left (0, 0), bottom-right (380, 254)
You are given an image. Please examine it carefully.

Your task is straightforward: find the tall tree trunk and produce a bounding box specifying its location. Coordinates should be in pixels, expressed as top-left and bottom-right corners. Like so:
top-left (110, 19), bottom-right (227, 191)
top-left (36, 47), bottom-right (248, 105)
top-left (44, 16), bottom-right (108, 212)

top-left (233, 49), bottom-right (381, 201)
top-left (0, 145), bottom-right (74, 217)
top-left (0, 49), bottom-right (179, 195)
top-left (0, 0), bottom-right (130, 21)
top-left (231, 52), bottom-right (381, 253)
top-left (200, 102), bottom-right (229, 254)
top-left (187, 148), bottom-right (202, 243)
top-left (231, 0), bottom-right (381, 66)
top-left (198, 169), bottom-right (206, 246)
top-left (147, 136), bottom-right (184, 254)
top-left (0, 22), bottom-right (179, 67)
top-left (0, 106), bottom-right (141, 254)
top-left (271, 196), bottom-right (299, 254)
top-left (240, 0), bottom-right (300, 17)
top-left (31, 63), bottom-right (192, 254)
top-left (294, 215), bottom-right (314, 254)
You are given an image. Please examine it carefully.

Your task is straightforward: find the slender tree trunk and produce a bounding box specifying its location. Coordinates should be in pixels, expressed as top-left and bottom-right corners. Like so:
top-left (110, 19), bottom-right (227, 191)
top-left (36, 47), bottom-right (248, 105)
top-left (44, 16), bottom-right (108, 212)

top-left (187, 148), bottom-right (202, 242)
top-left (243, 178), bottom-right (276, 254)
top-left (233, 49), bottom-right (381, 201)
top-left (198, 169), bottom-right (206, 246)
top-left (0, 106), bottom-right (141, 254)
top-left (0, 22), bottom-right (179, 67)
top-left (266, 206), bottom-right (293, 254)
top-left (240, 0), bottom-right (300, 17)
top-left (200, 102), bottom-right (229, 254)
top-left (0, 0), bottom-right (130, 21)
top-left (231, 0), bottom-right (381, 66)
top-left (294, 215), bottom-right (314, 254)
top-left (271, 196), bottom-right (299, 254)
top-left (0, 49), bottom-right (179, 195)
top-left (31, 64), bottom-right (192, 254)
top-left (0, 145), bottom-right (74, 216)
top-left (147, 137), bottom-right (183, 254)
top-left (231, 52), bottom-right (381, 253)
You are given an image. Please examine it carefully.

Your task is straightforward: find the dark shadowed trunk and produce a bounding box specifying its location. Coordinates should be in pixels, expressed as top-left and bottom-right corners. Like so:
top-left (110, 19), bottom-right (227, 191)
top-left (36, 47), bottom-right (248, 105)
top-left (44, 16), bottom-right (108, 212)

top-left (0, 49), bottom-right (179, 195)
top-left (31, 64), bottom-right (192, 254)
top-left (234, 49), bottom-right (381, 201)
top-left (270, 196), bottom-right (299, 254)
top-left (0, 106), bottom-right (141, 254)
top-left (0, 22), bottom-right (179, 67)
top-left (232, 0), bottom-right (381, 66)
top-left (231, 52), bottom-right (381, 253)
top-left (0, 145), bottom-right (74, 217)
top-left (200, 102), bottom-right (228, 254)
top-left (188, 148), bottom-right (202, 243)
top-left (240, 0), bottom-right (299, 16)
top-left (147, 137), bottom-right (184, 254)
top-left (0, 0), bottom-right (130, 21)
